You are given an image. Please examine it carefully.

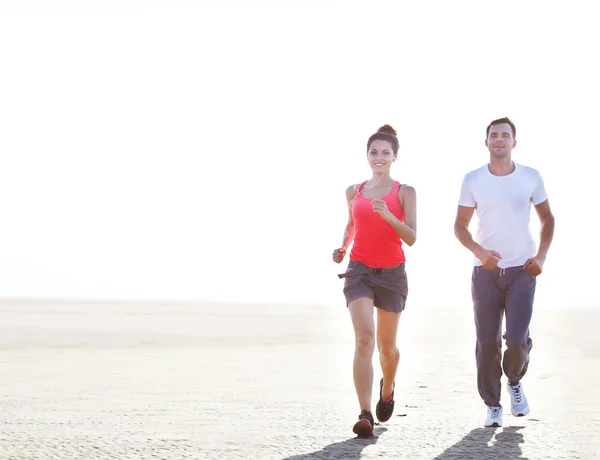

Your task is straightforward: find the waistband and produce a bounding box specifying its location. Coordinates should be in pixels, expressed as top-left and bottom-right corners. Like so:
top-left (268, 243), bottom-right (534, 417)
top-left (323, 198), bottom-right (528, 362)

top-left (338, 264), bottom-right (404, 279)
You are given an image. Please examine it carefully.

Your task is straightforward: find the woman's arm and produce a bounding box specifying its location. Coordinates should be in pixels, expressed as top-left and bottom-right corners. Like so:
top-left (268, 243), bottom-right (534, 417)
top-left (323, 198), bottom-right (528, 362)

top-left (333, 185), bottom-right (356, 263)
top-left (341, 185), bottom-right (356, 250)
top-left (373, 185), bottom-right (417, 246)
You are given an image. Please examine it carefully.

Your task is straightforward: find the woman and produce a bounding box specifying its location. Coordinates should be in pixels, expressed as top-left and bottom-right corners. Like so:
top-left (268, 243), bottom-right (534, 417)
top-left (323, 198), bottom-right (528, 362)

top-left (332, 124), bottom-right (417, 437)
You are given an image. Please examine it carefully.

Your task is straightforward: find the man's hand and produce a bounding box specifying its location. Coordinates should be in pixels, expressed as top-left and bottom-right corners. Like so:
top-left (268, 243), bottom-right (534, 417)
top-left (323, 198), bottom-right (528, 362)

top-left (476, 248), bottom-right (502, 270)
top-left (523, 255), bottom-right (544, 276)
top-left (332, 247), bottom-right (346, 264)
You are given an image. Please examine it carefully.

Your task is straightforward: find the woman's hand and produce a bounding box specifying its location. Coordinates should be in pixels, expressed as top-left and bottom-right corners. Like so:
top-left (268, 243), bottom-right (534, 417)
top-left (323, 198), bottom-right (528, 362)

top-left (371, 199), bottom-right (391, 219)
top-left (332, 247), bottom-right (346, 264)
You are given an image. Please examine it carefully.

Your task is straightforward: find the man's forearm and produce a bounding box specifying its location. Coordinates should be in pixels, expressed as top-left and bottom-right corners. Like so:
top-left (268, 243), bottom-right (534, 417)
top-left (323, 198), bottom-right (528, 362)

top-left (455, 224), bottom-right (482, 256)
top-left (536, 215), bottom-right (555, 260)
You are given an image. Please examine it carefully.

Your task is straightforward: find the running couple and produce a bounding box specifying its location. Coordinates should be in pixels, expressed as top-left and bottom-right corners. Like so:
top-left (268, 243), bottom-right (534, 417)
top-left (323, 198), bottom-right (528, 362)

top-left (332, 118), bottom-right (555, 437)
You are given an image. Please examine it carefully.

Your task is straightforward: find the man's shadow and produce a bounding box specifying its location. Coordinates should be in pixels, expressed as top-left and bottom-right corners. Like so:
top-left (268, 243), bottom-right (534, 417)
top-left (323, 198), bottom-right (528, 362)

top-left (281, 426), bottom-right (387, 460)
top-left (434, 426), bottom-right (528, 460)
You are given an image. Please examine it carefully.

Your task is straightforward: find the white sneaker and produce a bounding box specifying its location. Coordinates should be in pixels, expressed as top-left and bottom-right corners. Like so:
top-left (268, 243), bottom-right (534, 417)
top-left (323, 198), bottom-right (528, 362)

top-left (507, 381), bottom-right (530, 416)
top-left (484, 406), bottom-right (503, 427)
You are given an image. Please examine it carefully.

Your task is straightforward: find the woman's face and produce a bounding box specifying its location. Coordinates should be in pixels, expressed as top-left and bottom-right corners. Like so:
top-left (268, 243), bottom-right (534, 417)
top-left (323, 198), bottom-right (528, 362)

top-left (367, 139), bottom-right (395, 173)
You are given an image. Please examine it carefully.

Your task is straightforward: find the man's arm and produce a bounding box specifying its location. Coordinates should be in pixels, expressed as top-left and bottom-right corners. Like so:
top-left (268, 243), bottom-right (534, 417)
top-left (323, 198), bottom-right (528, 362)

top-left (523, 199), bottom-right (555, 275)
top-left (535, 199), bottom-right (555, 260)
top-left (454, 205), bottom-right (501, 269)
top-left (454, 205), bottom-right (479, 254)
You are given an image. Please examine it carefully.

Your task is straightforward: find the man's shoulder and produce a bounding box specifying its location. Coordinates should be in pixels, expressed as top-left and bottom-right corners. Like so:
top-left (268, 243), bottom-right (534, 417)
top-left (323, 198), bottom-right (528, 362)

top-left (463, 164), bottom-right (488, 181)
top-left (515, 162), bottom-right (543, 179)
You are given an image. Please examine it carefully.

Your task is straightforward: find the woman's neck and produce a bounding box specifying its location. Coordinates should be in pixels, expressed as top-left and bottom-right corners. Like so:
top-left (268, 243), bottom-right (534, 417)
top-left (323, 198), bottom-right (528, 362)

top-left (369, 171), bottom-right (394, 186)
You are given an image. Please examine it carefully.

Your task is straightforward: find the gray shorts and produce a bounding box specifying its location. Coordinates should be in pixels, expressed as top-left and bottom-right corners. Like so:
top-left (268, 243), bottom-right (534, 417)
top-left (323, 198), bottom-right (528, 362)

top-left (339, 260), bottom-right (408, 313)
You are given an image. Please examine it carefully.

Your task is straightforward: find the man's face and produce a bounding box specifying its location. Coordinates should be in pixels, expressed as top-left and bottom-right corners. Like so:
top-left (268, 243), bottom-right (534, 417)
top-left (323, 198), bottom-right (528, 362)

top-left (485, 123), bottom-right (516, 160)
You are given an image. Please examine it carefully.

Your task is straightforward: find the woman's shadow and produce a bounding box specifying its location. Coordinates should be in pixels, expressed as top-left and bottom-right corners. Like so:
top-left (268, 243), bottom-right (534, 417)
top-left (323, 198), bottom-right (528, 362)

top-left (281, 426), bottom-right (388, 460)
top-left (434, 426), bottom-right (528, 460)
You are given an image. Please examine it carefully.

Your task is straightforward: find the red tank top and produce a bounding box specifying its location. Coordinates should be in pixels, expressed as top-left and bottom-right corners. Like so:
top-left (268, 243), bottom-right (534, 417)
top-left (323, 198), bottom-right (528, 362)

top-left (349, 180), bottom-right (406, 268)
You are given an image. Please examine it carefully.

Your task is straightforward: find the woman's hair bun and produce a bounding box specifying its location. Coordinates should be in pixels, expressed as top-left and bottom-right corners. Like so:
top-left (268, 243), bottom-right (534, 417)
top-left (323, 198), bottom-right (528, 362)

top-left (377, 124), bottom-right (397, 136)
top-left (367, 124), bottom-right (399, 154)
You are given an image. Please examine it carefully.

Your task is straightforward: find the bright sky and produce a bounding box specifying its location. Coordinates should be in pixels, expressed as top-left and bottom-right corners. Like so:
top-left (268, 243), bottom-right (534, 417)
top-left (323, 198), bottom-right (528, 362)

top-left (0, 1), bottom-right (597, 310)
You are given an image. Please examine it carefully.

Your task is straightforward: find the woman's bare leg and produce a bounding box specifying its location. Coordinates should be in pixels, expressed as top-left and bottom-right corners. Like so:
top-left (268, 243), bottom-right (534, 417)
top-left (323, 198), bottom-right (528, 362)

top-left (348, 297), bottom-right (375, 411)
top-left (376, 308), bottom-right (401, 399)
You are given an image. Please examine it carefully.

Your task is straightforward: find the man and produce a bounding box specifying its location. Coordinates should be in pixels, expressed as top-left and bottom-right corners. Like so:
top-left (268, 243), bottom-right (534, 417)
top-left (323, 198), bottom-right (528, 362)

top-left (454, 117), bottom-right (555, 427)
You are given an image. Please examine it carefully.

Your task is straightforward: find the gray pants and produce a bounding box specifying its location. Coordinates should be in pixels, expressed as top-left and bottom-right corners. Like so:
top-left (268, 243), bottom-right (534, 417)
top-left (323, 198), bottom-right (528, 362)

top-left (471, 265), bottom-right (536, 407)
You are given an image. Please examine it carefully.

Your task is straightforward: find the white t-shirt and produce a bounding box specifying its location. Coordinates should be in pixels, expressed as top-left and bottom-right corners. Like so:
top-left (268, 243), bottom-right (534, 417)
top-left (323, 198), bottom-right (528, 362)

top-left (458, 162), bottom-right (548, 268)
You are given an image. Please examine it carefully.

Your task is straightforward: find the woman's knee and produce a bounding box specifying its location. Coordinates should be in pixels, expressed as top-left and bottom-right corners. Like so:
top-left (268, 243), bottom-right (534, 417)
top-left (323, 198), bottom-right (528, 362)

top-left (377, 341), bottom-right (398, 357)
top-left (355, 331), bottom-right (375, 355)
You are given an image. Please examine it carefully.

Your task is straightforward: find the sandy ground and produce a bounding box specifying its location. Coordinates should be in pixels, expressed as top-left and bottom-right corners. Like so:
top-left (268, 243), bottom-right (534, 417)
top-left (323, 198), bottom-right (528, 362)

top-left (1, 299), bottom-right (599, 460)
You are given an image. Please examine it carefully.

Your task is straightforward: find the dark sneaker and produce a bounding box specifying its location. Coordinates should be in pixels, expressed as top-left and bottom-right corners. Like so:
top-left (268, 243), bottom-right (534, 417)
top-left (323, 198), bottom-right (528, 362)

top-left (376, 378), bottom-right (395, 422)
top-left (352, 410), bottom-right (374, 438)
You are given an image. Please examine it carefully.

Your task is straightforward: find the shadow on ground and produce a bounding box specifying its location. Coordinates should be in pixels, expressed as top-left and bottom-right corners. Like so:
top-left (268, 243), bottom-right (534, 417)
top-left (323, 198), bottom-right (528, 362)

top-left (281, 427), bottom-right (388, 460)
top-left (434, 426), bottom-right (528, 460)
